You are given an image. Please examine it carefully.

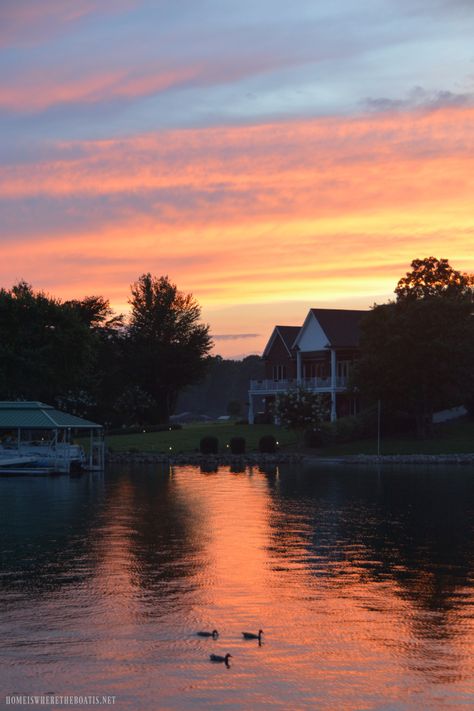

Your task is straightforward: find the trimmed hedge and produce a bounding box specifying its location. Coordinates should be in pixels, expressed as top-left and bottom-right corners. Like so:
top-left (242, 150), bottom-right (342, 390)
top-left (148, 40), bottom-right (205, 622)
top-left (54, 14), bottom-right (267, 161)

top-left (229, 437), bottom-right (246, 454)
top-left (200, 436), bottom-right (219, 454)
top-left (259, 434), bottom-right (277, 453)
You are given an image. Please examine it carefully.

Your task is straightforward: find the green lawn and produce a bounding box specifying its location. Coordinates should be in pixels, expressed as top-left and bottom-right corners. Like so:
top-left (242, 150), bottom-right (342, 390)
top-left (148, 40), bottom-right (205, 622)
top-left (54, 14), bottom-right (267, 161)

top-left (104, 422), bottom-right (297, 454)
top-left (317, 418), bottom-right (474, 456)
top-left (97, 417), bottom-right (474, 456)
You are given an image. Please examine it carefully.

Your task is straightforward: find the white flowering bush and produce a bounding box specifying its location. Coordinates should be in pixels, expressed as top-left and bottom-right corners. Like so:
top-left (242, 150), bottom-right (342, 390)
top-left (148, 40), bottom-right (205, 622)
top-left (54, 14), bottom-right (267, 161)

top-left (273, 388), bottom-right (330, 432)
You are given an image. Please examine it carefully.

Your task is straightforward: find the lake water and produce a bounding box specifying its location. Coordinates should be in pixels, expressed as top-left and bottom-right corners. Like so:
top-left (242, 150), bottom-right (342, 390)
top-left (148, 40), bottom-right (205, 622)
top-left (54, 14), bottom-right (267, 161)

top-left (1, 463), bottom-right (474, 710)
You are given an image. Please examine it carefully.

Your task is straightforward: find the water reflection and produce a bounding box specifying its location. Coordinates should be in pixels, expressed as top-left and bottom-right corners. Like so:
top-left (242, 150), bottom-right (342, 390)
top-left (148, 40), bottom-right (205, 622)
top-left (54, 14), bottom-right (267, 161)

top-left (1, 464), bottom-right (473, 709)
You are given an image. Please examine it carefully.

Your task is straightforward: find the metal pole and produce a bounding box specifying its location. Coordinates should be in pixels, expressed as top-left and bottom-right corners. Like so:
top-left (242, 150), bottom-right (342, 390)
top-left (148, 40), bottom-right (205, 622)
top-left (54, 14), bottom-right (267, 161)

top-left (377, 400), bottom-right (381, 457)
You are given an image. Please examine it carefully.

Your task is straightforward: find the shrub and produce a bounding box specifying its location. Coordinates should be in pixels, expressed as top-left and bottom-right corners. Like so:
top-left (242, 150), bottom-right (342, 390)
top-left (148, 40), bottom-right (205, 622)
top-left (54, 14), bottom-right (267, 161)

top-left (235, 419), bottom-right (249, 425)
top-left (273, 388), bottom-right (330, 431)
top-left (200, 436), bottom-right (219, 454)
top-left (319, 408), bottom-right (379, 444)
top-left (259, 435), bottom-right (277, 453)
top-left (229, 437), bottom-right (246, 454)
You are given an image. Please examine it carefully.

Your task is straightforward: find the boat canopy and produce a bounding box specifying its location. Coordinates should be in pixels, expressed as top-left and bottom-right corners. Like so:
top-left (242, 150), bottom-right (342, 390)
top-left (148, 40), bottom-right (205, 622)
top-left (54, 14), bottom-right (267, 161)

top-left (0, 402), bottom-right (102, 430)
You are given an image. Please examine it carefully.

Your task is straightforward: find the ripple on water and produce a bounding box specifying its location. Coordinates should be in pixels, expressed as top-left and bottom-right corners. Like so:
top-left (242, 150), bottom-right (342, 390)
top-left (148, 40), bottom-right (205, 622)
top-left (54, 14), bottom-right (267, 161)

top-left (1, 463), bottom-right (474, 709)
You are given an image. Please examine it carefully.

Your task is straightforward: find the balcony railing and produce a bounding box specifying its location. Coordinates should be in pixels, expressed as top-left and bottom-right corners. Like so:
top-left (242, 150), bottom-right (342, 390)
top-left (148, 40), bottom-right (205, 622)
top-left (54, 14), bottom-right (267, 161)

top-left (250, 376), bottom-right (348, 392)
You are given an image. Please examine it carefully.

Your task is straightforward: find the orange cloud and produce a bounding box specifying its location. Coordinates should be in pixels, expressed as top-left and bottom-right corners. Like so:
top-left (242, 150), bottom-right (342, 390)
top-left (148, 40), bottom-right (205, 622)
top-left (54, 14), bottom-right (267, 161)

top-left (1, 106), bottom-right (474, 355)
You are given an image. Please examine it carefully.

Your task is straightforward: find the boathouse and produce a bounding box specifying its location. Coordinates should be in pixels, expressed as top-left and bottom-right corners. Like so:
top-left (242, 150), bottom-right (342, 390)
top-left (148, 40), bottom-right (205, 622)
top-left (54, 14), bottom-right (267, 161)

top-left (0, 401), bottom-right (104, 474)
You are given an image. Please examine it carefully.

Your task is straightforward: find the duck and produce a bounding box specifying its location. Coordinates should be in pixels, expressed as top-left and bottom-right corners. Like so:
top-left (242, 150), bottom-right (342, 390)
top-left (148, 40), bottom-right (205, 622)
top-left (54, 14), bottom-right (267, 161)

top-left (242, 629), bottom-right (263, 641)
top-left (197, 629), bottom-right (219, 638)
top-left (209, 653), bottom-right (232, 667)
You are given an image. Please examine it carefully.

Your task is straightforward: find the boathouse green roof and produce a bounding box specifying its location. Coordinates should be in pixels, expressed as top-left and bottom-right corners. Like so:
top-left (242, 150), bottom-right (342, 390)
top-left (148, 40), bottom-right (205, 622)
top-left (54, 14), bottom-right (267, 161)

top-left (0, 402), bottom-right (102, 429)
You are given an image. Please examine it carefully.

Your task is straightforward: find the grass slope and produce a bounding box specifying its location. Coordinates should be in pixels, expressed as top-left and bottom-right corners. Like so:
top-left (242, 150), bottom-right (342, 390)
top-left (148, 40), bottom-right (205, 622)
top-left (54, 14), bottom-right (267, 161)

top-left (101, 417), bottom-right (474, 456)
top-left (105, 422), bottom-right (297, 454)
top-left (318, 418), bottom-right (474, 456)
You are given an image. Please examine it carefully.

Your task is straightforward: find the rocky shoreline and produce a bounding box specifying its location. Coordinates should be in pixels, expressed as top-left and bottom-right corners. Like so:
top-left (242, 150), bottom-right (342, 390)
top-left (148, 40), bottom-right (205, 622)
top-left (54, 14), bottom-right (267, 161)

top-left (308, 453), bottom-right (474, 465)
top-left (107, 451), bottom-right (303, 467)
top-left (107, 451), bottom-right (474, 467)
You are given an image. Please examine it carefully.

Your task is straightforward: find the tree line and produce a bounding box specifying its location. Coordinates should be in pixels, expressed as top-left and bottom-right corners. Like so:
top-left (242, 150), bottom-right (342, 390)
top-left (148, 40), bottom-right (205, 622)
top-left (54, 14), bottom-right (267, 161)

top-left (0, 274), bottom-right (213, 425)
top-left (353, 257), bottom-right (474, 436)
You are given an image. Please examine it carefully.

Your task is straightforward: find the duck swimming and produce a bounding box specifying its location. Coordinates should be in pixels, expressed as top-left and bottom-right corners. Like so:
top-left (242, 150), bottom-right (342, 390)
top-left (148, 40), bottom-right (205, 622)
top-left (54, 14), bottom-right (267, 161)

top-left (197, 630), bottom-right (219, 638)
top-left (242, 629), bottom-right (263, 641)
top-left (210, 653), bottom-right (232, 667)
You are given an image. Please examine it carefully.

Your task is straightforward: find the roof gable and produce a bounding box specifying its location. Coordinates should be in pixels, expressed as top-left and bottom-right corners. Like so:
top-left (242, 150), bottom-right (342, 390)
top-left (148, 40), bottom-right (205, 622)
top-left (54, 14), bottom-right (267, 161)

top-left (293, 311), bottom-right (330, 351)
top-left (293, 309), bottom-right (368, 350)
top-left (311, 309), bottom-right (367, 348)
top-left (262, 325), bottom-right (300, 358)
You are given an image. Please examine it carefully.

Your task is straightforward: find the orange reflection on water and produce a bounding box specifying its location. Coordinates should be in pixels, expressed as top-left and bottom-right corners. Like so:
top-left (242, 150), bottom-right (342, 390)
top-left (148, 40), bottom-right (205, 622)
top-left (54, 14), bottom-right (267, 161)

top-left (63, 464), bottom-right (474, 709)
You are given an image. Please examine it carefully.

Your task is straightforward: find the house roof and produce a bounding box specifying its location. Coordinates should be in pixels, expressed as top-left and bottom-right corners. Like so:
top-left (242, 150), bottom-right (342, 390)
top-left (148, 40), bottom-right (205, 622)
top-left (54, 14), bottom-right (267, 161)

top-left (276, 326), bottom-right (300, 352)
top-left (262, 325), bottom-right (300, 358)
top-left (310, 309), bottom-right (367, 348)
top-left (0, 402), bottom-right (102, 430)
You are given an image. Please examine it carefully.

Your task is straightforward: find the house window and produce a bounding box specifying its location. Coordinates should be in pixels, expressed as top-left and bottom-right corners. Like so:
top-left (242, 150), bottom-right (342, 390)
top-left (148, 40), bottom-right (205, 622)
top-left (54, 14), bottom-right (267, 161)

top-left (273, 364), bottom-right (287, 380)
top-left (304, 362), bottom-right (327, 378)
top-left (337, 361), bottom-right (352, 379)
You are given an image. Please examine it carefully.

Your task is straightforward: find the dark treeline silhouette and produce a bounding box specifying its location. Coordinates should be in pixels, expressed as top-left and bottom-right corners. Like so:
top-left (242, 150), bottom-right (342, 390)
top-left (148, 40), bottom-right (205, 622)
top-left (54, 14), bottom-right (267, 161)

top-left (176, 355), bottom-right (264, 418)
top-left (353, 257), bottom-right (474, 436)
top-left (0, 274), bottom-right (214, 425)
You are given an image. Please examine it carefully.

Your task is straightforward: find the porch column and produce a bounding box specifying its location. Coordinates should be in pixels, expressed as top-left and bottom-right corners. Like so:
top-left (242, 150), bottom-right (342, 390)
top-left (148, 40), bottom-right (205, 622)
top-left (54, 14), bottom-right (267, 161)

top-left (296, 348), bottom-right (302, 385)
top-left (248, 394), bottom-right (255, 424)
top-left (330, 348), bottom-right (337, 422)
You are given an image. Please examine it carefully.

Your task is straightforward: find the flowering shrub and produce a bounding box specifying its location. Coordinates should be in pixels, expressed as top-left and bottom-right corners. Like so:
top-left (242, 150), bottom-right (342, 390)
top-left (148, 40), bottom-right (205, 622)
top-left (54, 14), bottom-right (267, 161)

top-left (274, 388), bottom-right (330, 431)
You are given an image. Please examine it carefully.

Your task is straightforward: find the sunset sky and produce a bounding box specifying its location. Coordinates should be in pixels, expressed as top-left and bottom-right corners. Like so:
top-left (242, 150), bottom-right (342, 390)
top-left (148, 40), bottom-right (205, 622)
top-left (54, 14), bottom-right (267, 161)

top-left (1, 1), bottom-right (473, 357)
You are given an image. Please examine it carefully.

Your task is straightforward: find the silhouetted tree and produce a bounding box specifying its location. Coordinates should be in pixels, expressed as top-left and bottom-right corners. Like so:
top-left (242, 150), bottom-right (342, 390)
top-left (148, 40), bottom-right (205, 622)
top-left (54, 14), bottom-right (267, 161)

top-left (353, 293), bottom-right (474, 437)
top-left (395, 256), bottom-right (474, 302)
top-left (0, 282), bottom-right (97, 404)
top-left (124, 274), bottom-right (212, 423)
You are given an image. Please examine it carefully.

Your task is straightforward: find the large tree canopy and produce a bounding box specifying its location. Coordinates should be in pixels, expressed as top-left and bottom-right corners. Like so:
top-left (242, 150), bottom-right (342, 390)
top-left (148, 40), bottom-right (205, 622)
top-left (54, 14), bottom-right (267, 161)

top-left (125, 274), bottom-right (212, 423)
top-left (0, 282), bottom-right (100, 405)
top-left (395, 256), bottom-right (474, 302)
top-left (354, 258), bottom-right (474, 436)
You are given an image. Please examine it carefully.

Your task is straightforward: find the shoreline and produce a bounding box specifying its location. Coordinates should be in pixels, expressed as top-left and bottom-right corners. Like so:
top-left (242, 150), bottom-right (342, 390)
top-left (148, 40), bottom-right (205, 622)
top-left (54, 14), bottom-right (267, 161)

top-left (107, 451), bottom-right (474, 467)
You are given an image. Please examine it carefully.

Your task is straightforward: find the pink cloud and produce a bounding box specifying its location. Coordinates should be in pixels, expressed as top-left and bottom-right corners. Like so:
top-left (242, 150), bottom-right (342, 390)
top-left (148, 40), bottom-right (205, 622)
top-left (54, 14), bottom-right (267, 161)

top-left (0, 65), bottom-right (198, 113)
top-left (0, 0), bottom-right (139, 48)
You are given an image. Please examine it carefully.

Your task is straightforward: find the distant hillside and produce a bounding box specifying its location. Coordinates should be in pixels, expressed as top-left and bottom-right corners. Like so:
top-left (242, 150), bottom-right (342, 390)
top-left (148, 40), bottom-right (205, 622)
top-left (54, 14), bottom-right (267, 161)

top-left (175, 355), bottom-right (264, 418)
